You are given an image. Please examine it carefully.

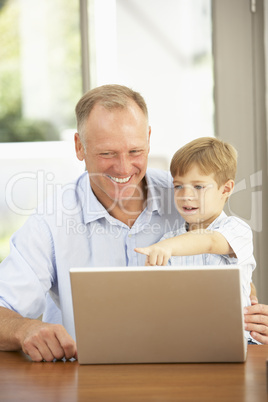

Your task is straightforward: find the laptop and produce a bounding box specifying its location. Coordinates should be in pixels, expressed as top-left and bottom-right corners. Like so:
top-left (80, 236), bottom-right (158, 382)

top-left (69, 265), bottom-right (247, 364)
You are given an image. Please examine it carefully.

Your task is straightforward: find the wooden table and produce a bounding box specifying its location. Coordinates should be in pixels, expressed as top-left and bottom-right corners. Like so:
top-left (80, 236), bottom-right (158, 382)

top-left (0, 345), bottom-right (267, 401)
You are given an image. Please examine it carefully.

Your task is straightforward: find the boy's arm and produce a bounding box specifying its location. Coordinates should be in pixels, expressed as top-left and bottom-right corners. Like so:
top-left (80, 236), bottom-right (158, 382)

top-left (135, 230), bottom-right (233, 266)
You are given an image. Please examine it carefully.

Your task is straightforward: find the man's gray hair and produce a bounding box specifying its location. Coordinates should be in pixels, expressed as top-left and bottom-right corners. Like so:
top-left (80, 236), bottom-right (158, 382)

top-left (75, 84), bottom-right (149, 147)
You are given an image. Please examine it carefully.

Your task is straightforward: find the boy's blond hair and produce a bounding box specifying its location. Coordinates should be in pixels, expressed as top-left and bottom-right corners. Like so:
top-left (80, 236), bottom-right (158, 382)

top-left (170, 137), bottom-right (237, 187)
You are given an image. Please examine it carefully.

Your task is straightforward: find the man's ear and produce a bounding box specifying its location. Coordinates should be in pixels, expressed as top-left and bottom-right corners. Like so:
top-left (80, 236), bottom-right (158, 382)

top-left (147, 126), bottom-right (151, 153)
top-left (222, 179), bottom-right (235, 199)
top-left (74, 132), bottom-right (85, 161)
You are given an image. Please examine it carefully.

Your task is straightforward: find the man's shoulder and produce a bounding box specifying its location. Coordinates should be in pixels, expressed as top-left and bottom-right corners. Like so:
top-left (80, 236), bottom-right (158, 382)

top-left (146, 168), bottom-right (173, 188)
top-left (31, 171), bottom-right (89, 228)
top-left (60, 171), bottom-right (89, 204)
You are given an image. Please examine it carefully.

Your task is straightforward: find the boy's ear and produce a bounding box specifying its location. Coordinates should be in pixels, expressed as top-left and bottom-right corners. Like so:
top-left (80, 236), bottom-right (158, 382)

top-left (222, 179), bottom-right (235, 199)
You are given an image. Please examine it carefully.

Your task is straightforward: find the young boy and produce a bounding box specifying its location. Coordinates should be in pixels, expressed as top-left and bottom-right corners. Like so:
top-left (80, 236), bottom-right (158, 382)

top-left (135, 137), bottom-right (256, 315)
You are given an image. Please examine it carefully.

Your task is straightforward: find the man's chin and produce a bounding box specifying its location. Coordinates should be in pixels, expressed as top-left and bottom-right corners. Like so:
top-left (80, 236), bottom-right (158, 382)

top-left (90, 176), bottom-right (145, 207)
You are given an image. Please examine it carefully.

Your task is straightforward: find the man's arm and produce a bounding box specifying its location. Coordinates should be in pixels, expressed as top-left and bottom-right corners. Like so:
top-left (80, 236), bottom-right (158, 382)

top-left (0, 306), bottom-right (77, 361)
top-left (135, 230), bottom-right (232, 266)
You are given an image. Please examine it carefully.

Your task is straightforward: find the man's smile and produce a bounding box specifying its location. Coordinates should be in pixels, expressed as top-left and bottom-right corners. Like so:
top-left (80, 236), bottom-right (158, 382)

top-left (107, 175), bottom-right (132, 184)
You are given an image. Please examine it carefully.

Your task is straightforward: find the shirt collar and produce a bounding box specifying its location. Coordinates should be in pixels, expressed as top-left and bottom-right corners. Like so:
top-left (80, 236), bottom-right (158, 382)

top-left (145, 171), bottom-right (165, 215)
top-left (183, 211), bottom-right (227, 232)
top-left (78, 173), bottom-right (109, 224)
top-left (80, 170), bottom-right (164, 225)
top-left (207, 211), bottom-right (227, 229)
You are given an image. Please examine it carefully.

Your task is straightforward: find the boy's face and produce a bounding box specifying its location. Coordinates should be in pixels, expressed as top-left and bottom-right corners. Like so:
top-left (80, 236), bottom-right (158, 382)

top-left (173, 164), bottom-right (232, 230)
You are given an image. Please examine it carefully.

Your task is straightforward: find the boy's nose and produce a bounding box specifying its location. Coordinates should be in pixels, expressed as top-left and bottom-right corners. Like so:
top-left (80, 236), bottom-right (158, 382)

top-left (181, 185), bottom-right (196, 200)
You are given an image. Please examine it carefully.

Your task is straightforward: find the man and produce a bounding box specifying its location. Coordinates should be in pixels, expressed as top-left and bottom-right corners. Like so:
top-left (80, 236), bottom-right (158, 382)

top-left (0, 84), bottom-right (182, 361)
top-left (0, 85), bottom-right (267, 362)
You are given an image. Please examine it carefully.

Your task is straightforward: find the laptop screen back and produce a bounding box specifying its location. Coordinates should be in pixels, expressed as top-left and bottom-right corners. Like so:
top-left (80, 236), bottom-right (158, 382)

top-left (70, 265), bottom-right (247, 364)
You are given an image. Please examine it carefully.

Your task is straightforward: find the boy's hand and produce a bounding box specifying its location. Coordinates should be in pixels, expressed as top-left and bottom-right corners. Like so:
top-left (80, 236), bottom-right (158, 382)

top-left (135, 244), bottom-right (171, 266)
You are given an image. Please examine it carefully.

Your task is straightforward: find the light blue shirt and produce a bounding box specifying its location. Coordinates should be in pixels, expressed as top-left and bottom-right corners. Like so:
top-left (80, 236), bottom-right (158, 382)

top-left (0, 169), bottom-right (183, 340)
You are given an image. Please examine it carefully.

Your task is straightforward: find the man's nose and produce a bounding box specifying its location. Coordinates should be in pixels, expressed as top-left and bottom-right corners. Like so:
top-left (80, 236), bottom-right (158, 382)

top-left (115, 154), bottom-right (131, 174)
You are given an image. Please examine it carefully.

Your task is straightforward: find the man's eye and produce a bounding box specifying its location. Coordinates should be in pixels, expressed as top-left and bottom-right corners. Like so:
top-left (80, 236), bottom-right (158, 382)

top-left (194, 185), bottom-right (204, 190)
top-left (100, 152), bottom-right (114, 158)
top-left (174, 185), bottom-right (183, 190)
top-left (130, 149), bottom-right (142, 155)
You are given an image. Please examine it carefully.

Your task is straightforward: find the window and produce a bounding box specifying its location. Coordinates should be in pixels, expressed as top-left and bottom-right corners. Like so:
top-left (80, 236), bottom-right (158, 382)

top-left (0, 0), bottom-right (214, 261)
top-left (0, 0), bottom-right (83, 261)
top-left (0, 0), bottom-right (82, 142)
top-left (93, 0), bottom-right (214, 163)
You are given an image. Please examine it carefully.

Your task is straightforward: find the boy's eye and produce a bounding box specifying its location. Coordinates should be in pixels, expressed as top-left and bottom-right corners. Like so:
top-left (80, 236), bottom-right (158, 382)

top-left (174, 184), bottom-right (205, 190)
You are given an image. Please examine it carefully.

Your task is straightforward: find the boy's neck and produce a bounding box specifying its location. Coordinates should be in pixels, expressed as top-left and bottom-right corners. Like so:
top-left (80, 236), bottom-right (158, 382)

top-left (186, 222), bottom-right (210, 231)
top-left (185, 213), bottom-right (223, 232)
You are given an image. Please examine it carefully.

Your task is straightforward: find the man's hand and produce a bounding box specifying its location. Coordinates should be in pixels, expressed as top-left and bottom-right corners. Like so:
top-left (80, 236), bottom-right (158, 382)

top-left (135, 244), bottom-right (172, 266)
top-left (0, 307), bottom-right (77, 361)
top-left (244, 294), bottom-right (268, 344)
top-left (18, 320), bottom-right (77, 362)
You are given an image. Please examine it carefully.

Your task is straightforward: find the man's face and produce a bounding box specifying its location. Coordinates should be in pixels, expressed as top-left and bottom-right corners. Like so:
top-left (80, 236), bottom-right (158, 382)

top-left (75, 101), bottom-right (151, 210)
